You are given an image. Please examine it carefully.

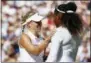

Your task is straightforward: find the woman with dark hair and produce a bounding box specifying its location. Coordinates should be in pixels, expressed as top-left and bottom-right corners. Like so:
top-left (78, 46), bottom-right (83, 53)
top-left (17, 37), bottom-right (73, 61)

top-left (46, 2), bottom-right (83, 62)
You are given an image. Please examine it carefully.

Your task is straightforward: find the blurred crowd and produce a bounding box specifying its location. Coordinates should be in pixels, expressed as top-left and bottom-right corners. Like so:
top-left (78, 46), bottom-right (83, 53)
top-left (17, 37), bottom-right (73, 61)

top-left (1, 1), bottom-right (91, 62)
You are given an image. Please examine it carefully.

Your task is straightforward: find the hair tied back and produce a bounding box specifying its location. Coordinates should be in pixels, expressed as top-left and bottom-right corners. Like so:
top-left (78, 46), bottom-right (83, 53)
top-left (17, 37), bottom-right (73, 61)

top-left (66, 10), bottom-right (74, 13)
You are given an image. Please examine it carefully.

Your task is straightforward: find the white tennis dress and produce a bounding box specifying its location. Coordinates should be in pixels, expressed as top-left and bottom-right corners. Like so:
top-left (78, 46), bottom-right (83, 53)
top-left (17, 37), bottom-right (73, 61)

top-left (46, 26), bottom-right (81, 62)
top-left (18, 28), bottom-right (43, 62)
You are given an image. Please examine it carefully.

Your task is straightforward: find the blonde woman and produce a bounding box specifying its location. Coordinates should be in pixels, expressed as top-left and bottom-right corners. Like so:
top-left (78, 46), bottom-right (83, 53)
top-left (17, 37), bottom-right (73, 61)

top-left (18, 13), bottom-right (54, 62)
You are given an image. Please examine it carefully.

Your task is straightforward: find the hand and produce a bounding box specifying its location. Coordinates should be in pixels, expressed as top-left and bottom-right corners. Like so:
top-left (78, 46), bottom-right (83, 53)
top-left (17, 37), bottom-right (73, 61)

top-left (50, 29), bottom-right (56, 37)
top-left (44, 29), bottom-right (56, 42)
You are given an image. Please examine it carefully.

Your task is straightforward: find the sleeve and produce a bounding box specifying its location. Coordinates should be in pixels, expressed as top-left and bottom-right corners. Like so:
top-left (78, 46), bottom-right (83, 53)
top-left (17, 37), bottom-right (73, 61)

top-left (76, 46), bottom-right (82, 57)
top-left (46, 31), bottom-right (63, 62)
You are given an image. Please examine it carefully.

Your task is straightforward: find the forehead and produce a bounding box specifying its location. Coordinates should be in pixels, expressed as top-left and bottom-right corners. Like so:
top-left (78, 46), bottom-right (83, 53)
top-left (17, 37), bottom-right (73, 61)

top-left (28, 21), bottom-right (41, 25)
top-left (32, 21), bottom-right (41, 24)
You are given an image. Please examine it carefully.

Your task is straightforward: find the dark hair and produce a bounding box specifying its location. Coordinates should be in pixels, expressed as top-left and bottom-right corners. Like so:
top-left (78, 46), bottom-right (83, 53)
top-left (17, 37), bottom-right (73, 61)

top-left (11, 43), bottom-right (19, 53)
top-left (54, 2), bottom-right (83, 35)
top-left (8, 43), bottom-right (19, 57)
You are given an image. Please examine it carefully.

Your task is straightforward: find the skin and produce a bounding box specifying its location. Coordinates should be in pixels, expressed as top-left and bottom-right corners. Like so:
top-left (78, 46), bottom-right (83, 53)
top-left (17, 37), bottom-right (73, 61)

top-left (19, 21), bottom-right (53, 55)
top-left (54, 13), bottom-right (63, 27)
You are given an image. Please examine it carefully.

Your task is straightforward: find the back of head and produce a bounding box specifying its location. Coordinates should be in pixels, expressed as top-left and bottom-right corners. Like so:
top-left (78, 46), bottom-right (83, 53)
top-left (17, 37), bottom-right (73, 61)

top-left (54, 2), bottom-right (83, 35)
top-left (65, 2), bottom-right (77, 12)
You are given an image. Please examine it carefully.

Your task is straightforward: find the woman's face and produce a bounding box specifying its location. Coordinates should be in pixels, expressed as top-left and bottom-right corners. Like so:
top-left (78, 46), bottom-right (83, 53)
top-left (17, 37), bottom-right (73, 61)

top-left (27, 21), bottom-right (41, 34)
top-left (53, 13), bottom-right (63, 27)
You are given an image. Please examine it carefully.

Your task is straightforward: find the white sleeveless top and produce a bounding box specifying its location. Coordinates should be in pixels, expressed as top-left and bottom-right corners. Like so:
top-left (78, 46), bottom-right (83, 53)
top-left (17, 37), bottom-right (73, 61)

top-left (18, 28), bottom-right (43, 62)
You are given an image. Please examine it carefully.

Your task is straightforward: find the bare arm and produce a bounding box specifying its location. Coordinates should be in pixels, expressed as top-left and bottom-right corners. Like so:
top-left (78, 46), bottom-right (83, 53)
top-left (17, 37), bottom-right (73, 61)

top-left (19, 33), bottom-right (51, 55)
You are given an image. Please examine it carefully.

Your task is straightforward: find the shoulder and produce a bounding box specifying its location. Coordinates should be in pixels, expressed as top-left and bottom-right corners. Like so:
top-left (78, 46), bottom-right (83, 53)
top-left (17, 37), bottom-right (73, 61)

top-left (19, 32), bottom-right (31, 42)
top-left (21, 33), bottom-right (29, 39)
top-left (19, 33), bottom-right (32, 47)
top-left (56, 27), bottom-right (72, 38)
top-left (51, 27), bottom-right (65, 42)
top-left (52, 27), bottom-right (72, 42)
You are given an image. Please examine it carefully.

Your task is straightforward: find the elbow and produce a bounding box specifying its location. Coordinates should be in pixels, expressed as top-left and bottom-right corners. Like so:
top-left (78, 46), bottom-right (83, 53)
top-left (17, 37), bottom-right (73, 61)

top-left (34, 46), bottom-right (42, 55)
top-left (29, 48), bottom-right (41, 56)
top-left (34, 49), bottom-right (41, 55)
top-left (33, 51), bottom-right (40, 56)
top-left (34, 52), bottom-right (40, 56)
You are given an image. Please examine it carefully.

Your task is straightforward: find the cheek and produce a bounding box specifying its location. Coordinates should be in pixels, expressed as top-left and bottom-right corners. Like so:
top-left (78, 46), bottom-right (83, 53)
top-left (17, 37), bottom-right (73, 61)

top-left (54, 17), bottom-right (60, 25)
top-left (34, 24), bottom-right (37, 28)
top-left (28, 24), bottom-right (31, 27)
top-left (37, 26), bottom-right (41, 31)
top-left (30, 23), bottom-right (37, 28)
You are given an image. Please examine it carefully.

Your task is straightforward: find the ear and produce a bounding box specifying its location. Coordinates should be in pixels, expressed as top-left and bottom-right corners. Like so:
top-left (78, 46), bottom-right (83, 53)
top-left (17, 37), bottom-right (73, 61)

top-left (56, 15), bottom-right (60, 20)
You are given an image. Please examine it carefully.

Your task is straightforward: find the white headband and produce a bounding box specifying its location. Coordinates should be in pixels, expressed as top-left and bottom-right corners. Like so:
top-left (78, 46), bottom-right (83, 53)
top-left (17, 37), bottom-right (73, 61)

top-left (56, 8), bottom-right (65, 13)
top-left (66, 10), bottom-right (74, 13)
top-left (57, 8), bottom-right (74, 13)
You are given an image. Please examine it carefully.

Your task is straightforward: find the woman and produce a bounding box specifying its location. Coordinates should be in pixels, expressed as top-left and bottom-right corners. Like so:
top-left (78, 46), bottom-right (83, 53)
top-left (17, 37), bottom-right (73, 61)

top-left (18, 13), bottom-right (54, 62)
top-left (46, 2), bottom-right (83, 62)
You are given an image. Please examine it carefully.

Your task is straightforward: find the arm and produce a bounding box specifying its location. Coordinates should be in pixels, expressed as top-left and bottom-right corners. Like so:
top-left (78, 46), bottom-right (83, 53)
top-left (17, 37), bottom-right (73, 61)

top-left (75, 46), bottom-right (82, 62)
top-left (46, 32), bottom-right (63, 62)
top-left (19, 33), bottom-right (51, 55)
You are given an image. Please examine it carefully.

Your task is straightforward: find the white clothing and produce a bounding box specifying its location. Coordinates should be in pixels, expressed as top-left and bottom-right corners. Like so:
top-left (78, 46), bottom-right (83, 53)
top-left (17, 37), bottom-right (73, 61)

top-left (2, 40), bottom-right (11, 61)
top-left (46, 26), bottom-right (81, 62)
top-left (18, 28), bottom-right (43, 62)
top-left (77, 42), bottom-right (90, 62)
